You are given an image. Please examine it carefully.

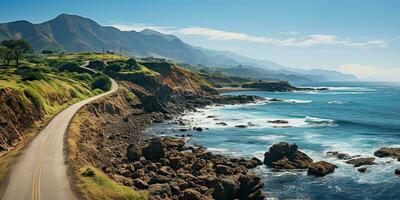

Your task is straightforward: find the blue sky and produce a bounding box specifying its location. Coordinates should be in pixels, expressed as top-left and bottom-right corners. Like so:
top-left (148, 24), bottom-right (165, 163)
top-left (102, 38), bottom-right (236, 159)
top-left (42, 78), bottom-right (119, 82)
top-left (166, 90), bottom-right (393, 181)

top-left (1, 0), bottom-right (399, 80)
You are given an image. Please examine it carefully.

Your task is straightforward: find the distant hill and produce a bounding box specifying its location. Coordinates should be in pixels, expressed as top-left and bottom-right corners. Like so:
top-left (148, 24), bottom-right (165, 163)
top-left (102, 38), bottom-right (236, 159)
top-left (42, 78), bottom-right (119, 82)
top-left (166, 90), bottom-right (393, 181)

top-left (0, 14), bottom-right (357, 82)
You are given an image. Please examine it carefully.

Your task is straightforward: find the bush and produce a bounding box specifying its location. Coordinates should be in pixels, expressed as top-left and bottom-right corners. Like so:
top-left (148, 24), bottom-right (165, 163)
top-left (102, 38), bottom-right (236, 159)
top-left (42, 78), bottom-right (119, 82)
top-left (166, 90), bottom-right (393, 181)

top-left (73, 73), bottom-right (93, 82)
top-left (81, 167), bottom-right (96, 177)
top-left (21, 71), bottom-right (44, 81)
top-left (126, 58), bottom-right (140, 70)
top-left (41, 50), bottom-right (54, 54)
top-left (91, 75), bottom-right (111, 91)
top-left (88, 60), bottom-right (105, 71)
top-left (105, 63), bottom-right (122, 72)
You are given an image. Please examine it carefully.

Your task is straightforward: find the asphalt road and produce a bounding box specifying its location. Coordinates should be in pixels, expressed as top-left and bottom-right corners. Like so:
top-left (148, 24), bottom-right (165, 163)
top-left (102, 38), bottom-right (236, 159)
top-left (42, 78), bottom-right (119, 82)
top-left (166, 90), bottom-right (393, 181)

top-left (1, 62), bottom-right (118, 200)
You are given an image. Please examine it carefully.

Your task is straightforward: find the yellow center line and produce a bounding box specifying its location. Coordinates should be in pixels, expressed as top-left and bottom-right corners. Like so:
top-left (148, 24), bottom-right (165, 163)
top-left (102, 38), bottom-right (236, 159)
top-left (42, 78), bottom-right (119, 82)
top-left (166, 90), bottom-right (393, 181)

top-left (31, 129), bottom-right (55, 200)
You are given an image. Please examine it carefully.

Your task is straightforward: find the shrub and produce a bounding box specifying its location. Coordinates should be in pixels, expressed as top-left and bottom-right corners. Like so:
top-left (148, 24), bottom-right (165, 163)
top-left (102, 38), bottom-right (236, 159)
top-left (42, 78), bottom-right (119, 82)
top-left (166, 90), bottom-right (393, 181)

top-left (91, 75), bottom-right (111, 91)
top-left (21, 71), bottom-right (44, 81)
top-left (88, 60), bottom-right (105, 70)
top-left (41, 50), bottom-right (54, 54)
top-left (73, 73), bottom-right (93, 82)
top-left (81, 167), bottom-right (96, 177)
top-left (126, 58), bottom-right (140, 70)
top-left (105, 63), bottom-right (122, 72)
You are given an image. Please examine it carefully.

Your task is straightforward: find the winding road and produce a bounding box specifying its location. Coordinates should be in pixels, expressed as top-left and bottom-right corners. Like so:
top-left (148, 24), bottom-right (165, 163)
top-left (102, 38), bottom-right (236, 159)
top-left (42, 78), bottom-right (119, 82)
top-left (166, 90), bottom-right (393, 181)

top-left (1, 62), bottom-right (118, 200)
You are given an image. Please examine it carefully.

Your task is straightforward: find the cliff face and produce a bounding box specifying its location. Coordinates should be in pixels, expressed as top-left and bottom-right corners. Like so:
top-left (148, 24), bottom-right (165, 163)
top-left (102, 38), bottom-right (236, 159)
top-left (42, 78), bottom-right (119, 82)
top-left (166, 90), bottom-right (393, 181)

top-left (0, 88), bottom-right (44, 151)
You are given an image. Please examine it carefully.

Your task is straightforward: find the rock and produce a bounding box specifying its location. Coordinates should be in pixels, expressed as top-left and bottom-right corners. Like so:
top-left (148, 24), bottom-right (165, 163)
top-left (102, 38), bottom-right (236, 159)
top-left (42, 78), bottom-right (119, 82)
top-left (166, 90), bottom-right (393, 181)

top-left (267, 120), bottom-right (289, 124)
top-left (374, 147), bottom-right (400, 159)
top-left (145, 163), bottom-right (158, 172)
top-left (212, 177), bottom-right (239, 200)
top-left (326, 151), bottom-right (359, 160)
top-left (180, 189), bottom-right (202, 200)
top-left (237, 174), bottom-right (265, 200)
top-left (159, 166), bottom-right (175, 176)
top-left (246, 157), bottom-right (263, 169)
top-left (215, 164), bottom-right (233, 175)
top-left (143, 138), bottom-right (167, 160)
top-left (163, 137), bottom-right (185, 148)
top-left (159, 158), bottom-right (170, 166)
top-left (215, 122), bottom-right (228, 126)
top-left (192, 159), bottom-right (207, 171)
top-left (358, 167), bottom-right (367, 173)
top-left (247, 122), bottom-right (256, 126)
top-left (149, 175), bottom-right (170, 184)
top-left (395, 169), bottom-right (400, 175)
top-left (307, 161), bottom-right (337, 177)
top-left (193, 127), bottom-right (203, 132)
top-left (235, 125), bottom-right (248, 128)
top-left (148, 184), bottom-right (172, 199)
top-left (133, 178), bottom-right (149, 189)
top-left (345, 157), bottom-right (377, 167)
top-left (126, 143), bottom-right (142, 161)
top-left (264, 142), bottom-right (313, 169)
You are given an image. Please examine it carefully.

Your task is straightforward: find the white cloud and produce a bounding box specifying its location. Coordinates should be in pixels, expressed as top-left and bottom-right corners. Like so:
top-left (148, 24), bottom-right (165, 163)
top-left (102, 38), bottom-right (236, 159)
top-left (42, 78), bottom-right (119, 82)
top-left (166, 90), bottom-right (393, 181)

top-left (110, 23), bottom-right (173, 32)
top-left (110, 24), bottom-right (393, 48)
top-left (337, 64), bottom-right (400, 81)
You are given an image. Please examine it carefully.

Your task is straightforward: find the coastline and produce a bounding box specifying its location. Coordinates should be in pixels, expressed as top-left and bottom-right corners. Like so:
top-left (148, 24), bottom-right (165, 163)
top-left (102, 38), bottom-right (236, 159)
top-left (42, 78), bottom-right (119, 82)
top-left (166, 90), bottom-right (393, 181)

top-left (216, 87), bottom-right (260, 94)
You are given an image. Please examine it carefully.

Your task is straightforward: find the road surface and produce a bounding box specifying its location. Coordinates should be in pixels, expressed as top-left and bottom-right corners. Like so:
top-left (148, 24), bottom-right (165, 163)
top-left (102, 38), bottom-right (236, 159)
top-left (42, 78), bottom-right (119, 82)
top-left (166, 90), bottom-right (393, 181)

top-left (1, 62), bottom-right (118, 200)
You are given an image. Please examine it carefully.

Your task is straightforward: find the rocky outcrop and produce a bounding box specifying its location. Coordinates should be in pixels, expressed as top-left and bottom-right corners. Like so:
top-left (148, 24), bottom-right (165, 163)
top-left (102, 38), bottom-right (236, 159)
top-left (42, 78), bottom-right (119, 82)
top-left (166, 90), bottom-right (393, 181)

top-left (263, 142), bottom-right (313, 169)
top-left (345, 157), bottom-right (377, 167)
top-left (263, 142), bottom-right (337, 176)
top-left (307, 161), bottom-right (337, 177)
top-left (374, 147), bottom-right (400, 160)
top-left (123, 137), bottom-right (265, 200)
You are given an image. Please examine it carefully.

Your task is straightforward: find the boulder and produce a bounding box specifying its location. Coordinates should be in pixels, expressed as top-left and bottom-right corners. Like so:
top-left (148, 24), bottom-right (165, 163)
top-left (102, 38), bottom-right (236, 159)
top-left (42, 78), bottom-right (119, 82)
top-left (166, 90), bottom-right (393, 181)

top-left (374, 147), bottom-right (400, 159)
top-left (149, 175), bottom-right (170, 184)
top-left (163, 137), bottom-right (185, 148)
top-left (132, 178), bottom-right (149, 189)
top-left (326, 151), bottom-right (355, 160)
top-left (148, 184), bottom-right (171, 199)
top-left (235, 125), bottom-right (248, 128)
top-left (143, 138), bottom-right (167, 160)
top-left (180, 189), bottom-right (202, 200)
top-left (395, 169), bottom-right (400, 175)
top-left (237, 174), bottom-right (265, 200)
top-left (264, 142), bottom-right (313, 169)
top-left (345, 157), bottom-right (377, 167)
top-left (307, 161), bottom-right (337, 177)
top-left (126, 143), bottom-right (142, 161)
top-left (193, 127), bottom-right (203, 131)
top-left (215, 122), bottom-right (228, 126)
top-left (212, 177), bottom-right (239, 200)
top-left (246, 157), bottom-right (263, 168)
top-left (215, 164), bottom-right (233, 175)
top-left (357, 167), bottom-right (367, 173)
top-left (267, 120), bottom-right (289, 124)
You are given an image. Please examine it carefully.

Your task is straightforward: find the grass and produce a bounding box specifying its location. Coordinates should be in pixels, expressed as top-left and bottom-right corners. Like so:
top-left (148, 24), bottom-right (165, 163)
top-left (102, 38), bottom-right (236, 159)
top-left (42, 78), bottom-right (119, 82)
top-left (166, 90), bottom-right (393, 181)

top-left (77, 167), bottom-right (147, 200)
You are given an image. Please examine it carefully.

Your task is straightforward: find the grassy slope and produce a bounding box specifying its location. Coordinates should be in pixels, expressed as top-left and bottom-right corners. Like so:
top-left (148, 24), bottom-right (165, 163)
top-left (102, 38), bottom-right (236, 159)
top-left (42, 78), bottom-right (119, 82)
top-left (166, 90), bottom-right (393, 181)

top-left (0, 54), bottom-right (107, 182)
top-left (67, 109), bottom-right (147, 200)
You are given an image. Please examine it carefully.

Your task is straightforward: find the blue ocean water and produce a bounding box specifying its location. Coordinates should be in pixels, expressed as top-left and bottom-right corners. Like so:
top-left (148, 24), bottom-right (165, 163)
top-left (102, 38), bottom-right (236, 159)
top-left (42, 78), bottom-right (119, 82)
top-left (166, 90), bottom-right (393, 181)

top-left (154, 82), bottom-right (400, 199)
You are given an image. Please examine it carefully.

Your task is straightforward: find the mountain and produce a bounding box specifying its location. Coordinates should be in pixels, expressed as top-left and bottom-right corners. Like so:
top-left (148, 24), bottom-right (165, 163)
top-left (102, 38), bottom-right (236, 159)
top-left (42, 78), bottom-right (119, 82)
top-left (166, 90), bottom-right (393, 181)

top-left (0, 14), bottom-right (357, 82)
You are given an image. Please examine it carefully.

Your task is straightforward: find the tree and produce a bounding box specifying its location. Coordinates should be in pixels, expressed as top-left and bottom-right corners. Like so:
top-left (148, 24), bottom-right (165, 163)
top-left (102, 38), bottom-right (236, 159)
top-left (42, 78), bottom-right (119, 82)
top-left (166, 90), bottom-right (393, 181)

top-left (0, 45), bottom-right (13, 66)
top-left (1, 39), bottom-right (33, 68)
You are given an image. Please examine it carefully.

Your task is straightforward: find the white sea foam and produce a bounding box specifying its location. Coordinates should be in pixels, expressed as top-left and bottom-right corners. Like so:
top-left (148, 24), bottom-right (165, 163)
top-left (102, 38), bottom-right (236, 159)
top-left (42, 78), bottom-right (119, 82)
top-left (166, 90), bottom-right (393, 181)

top-left (282, 99), bottom-right (312, 104)
top-left (248, 135), bottom-right (286, 141)
top-left (328, 100), bottom-right (343, 104)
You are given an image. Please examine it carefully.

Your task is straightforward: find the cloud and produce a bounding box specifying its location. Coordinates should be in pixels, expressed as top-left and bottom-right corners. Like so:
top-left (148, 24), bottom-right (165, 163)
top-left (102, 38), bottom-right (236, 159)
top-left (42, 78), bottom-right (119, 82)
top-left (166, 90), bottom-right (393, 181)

top-left (110, 23), bottom-right (173, 32)
top-left (337, 64), bottom-right (400, 81)
top-left (110, 24), bottom-right (393, 48)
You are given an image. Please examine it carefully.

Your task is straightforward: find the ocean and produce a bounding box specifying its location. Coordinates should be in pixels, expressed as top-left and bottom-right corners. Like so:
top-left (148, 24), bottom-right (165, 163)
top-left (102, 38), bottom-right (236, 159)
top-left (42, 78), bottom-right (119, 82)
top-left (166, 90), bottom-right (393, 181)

top-left (151, 82), bottom-right (400, 199)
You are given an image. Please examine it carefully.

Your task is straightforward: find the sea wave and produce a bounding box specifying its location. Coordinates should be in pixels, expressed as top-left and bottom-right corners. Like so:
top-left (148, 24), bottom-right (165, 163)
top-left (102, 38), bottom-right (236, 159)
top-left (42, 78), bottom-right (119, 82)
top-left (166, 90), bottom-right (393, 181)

top-left (248, 135), bottom-right (286, 141)
top-left (283, 99), bottom-right (312, 104)
top-left (328, 100), bottom-right (344, 104)
top-left (304, 116), bottom-right (335, 125)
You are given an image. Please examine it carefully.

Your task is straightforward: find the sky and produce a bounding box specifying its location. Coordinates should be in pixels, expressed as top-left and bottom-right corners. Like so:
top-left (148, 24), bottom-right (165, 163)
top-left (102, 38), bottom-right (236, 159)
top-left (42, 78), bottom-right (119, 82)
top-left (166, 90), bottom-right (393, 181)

top-left (1, 0), bottom-right (399, 81)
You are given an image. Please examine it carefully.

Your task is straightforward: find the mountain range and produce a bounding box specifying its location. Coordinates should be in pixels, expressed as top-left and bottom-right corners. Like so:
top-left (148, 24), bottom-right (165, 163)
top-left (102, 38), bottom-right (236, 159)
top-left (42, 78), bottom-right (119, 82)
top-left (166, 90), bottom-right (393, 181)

top-left (0, 14), bottom-right (357, 82)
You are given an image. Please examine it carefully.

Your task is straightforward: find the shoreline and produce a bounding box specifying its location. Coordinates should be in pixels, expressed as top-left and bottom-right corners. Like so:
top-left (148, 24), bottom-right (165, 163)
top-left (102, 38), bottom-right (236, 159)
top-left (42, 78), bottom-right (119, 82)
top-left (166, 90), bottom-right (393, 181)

top-left (216, 87), bottom-right (261, 94)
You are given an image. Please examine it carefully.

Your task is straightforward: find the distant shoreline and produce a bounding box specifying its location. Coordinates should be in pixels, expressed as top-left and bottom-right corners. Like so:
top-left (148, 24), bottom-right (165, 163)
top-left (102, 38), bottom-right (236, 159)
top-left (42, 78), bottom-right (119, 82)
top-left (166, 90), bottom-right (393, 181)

top-left (216, 87), bottom-right (261, 94)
